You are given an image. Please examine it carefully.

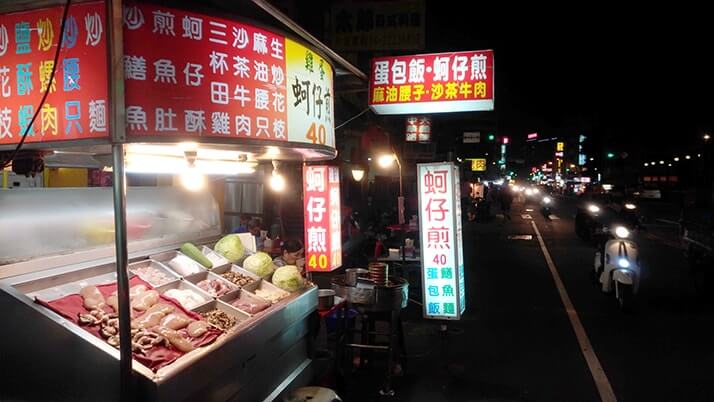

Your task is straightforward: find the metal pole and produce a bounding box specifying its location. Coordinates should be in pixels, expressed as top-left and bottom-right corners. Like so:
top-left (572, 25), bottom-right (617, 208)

top-left (112, 144), bottom-right (132, 400)
top-left (107, 0), bottom-right (129, 397)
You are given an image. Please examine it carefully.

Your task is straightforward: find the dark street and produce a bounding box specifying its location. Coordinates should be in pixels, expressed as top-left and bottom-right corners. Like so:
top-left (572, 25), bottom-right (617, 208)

top-left (334, 196), bottom-right (714, 402)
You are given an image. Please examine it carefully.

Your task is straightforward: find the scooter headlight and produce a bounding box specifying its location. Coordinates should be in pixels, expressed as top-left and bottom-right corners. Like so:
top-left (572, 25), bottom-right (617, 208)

top-left (525, 189), bottom-right (533, 196)
top-left (624, 203), bottom-right (637, 210)
top-left (542, 196), bottom-right (552, 204)
top-left (587, 204), bottom-right (600, 213)
top-left (533, 188), bottom-right (540, 194)
top-left (617, 258), bottom-right (630, 268)
top-left (614, 226), bottom-right (630, 239)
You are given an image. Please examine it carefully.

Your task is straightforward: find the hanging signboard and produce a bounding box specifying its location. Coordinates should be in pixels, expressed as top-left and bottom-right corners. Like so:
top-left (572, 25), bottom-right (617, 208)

top-left (417, 162), bottom-right (465, 320)
top-left (328, 1), bottom-right (425, 51)
top-left (462, 131), bottom-right (480, 144)
top-left (0, 1), bottom-right (108, 146)
top-left (122, 2), bottom-right (335, 148)
top-left (469, 158), bottom-right (486, 172)
top-left (527, 132), bottom-right (538, 141)
top-left (405, 116), bottom-right (430, 142)
top-left (369, 49), bottom-right (493, 115)
top-left (303, 165), bottom-right (342, 272)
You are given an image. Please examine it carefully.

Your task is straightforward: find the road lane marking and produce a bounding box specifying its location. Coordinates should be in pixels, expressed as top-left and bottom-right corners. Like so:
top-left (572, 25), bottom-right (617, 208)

top-left (531, 221), bottom-right (617, 402)
top-left (549, 215), bottom-right (560, 220)
top-left (521, 214), bottom-right (532, 220)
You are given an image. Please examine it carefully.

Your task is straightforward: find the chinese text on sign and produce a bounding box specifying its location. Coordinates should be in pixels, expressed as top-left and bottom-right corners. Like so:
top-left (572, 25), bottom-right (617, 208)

top-left (303, 165), bottom-right (342, 272)
top-left (369, 50), bottom-right (493, 115)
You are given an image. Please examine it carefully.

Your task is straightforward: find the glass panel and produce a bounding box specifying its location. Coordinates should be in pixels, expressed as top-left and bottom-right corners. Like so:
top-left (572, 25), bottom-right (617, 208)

top-left (0, 187), bottom-right (220, 265)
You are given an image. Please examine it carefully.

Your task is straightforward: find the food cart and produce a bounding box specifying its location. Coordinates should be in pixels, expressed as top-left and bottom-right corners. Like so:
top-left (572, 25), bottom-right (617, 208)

top-left (0, 1), bottom-right (364, 400)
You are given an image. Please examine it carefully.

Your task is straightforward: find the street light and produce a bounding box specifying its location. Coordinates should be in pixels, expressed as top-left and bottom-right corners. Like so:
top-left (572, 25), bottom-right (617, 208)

top-left (644, 163), bottom-right (649, 166)
top-left (377, 153), bottom-right (396, 168)
top-left (686, 155), bottom-right (691, 160)
top-left (704, 134), bottom-right (711, 141)
top-left (674, 157), bottom-right (680, 162)
top-left (351, 166), bottom-right (365, 182)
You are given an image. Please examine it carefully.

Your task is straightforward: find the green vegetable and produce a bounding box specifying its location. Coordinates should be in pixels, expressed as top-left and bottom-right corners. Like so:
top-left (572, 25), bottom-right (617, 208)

top-left (271, 265), bottom-right (305, 292)
top-left (180, 242), bottom-right (213, 268)
top-left (214, 234), bottom-right (245, 263)
top-left (242, 252), bottom-right (275, 278)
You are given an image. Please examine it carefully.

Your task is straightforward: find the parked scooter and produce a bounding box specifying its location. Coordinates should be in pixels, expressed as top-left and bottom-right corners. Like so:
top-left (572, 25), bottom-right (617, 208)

top-left (593, 224), bottom-right (641, 311)
top-left (540, 196), bottom-right (553, 221)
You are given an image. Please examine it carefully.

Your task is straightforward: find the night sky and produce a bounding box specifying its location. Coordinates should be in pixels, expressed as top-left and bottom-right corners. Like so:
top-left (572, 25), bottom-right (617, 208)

top-left (417, 6), bottom-right (714, 156)
top-left (291, 1), bottom-right (714, 159)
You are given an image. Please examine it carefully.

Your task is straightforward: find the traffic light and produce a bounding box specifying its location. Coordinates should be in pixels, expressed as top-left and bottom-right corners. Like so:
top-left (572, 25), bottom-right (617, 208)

top-left (606, 152), bottom-right (615, 159)
top-left (503, 137), bottom-right (509, 144)
top-left (488, 134), bottom-right (495, 141)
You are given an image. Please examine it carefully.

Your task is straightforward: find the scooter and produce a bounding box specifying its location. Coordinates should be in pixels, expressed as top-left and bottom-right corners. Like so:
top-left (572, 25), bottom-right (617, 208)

top-left (540, 196), bottom-right (553, 221)
top-left (593, 225), bottom-right (641, 311)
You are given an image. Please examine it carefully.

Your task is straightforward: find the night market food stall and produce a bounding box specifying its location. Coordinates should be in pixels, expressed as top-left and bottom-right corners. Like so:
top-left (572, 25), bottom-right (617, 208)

top-left (0, 1), bottom-right (360, 400)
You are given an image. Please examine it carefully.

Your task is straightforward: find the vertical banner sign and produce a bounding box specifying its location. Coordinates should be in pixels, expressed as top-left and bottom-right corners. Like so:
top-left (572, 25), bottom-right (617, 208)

top-left (0, 2), bottom-right (108, 145)
top-left (304, 165), bottom-right (342, 272)
top-left (418, 162), bottom-right (465, 320)
top-left (405, 116), bottom-right (430, 142)
top-left (121, 2), bottom-right (334, 147)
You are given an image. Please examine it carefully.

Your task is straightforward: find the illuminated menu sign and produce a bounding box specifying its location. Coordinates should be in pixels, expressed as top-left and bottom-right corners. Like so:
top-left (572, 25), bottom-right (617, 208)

top-left (405, 116), bottom-right (430, 142)
top-left (369, 50), bottom-right (493, 115)
top-left (303, 165), bottom-right (342, 272)
top-left (418, 162), bottom-right (465, 319)
top-left (122, 2), bottom-right (335, 147)
top-left (0, 2), bottom-right (108, 145)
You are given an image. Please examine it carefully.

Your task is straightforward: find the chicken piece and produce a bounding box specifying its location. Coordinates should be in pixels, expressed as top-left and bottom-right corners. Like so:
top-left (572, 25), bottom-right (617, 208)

top-left (155, 326), bottom-right (195, 353)
top-left (186, 320), bottom-right (209, 337)
top-left (129, 284), bottom-right (148, 297)
top-left (106, 294), bottom-right (119, 313)
top-left (79, 286), bottom-right (106, 310)
top-left (159, 313), bottom-right (194, 330)
top-left (131, 290), bottom-right (159, 311)
top-left (131, 303), bottom-right (174, 329)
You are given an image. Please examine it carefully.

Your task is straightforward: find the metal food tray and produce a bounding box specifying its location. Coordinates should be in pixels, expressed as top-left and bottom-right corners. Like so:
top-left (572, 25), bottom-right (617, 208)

top-left (246, 280), bottom-right (290, 304)
top-left (219, 288), bottom-right (273, 317)
top-left (212, 264), bottom-right (260, 289)
top-left (184, 271), bottom-right (238, 298)
top-left (192, 299), bottom-right (251, 332)
top-left (200, 246), bottom-right (231, 271)
top-left (150, 250), bottom-right (206, 277)
top-left (18, 261), bottom-right (134, 302)
top-left (156, 280), bottom-right (212, 310)
top-left (128, 259), bottom-right (181, 287)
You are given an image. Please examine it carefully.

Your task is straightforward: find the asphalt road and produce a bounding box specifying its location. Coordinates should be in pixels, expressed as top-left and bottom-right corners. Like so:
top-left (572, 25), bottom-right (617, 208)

top-left (335, 196), bottom-right (714, 402)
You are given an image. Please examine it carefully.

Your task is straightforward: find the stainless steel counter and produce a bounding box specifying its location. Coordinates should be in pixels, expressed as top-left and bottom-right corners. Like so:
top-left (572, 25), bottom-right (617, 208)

top-left (0, 251), bottom-right (317, 402)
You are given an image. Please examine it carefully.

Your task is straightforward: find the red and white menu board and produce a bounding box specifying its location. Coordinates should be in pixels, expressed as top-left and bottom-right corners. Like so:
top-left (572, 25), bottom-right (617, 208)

top-left (418, 162), bottom-right (466, 320)
top-left (303, 165), bottom-right (342, 272)
top-left (122, 2), bottom-right (335, 148)
top-left (0, 2), bottom-right (108, 145)
top-left (369, 50), bottom-right (493, 115)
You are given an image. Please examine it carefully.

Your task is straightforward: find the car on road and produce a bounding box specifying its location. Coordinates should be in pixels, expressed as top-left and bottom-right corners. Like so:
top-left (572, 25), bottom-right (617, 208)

top-left (634, 185), bottom-right (662, 199)
top-left (575, 192), bottom-right (642, 241)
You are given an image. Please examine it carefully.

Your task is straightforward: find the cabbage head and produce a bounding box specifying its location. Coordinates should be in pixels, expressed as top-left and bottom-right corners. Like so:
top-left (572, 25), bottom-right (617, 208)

top-left (214, 234), bottom-right (245, 263)
top-left (242, 252), bottom-right (275, 277)
top-left (271, 265), bottom-right (305, 292)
